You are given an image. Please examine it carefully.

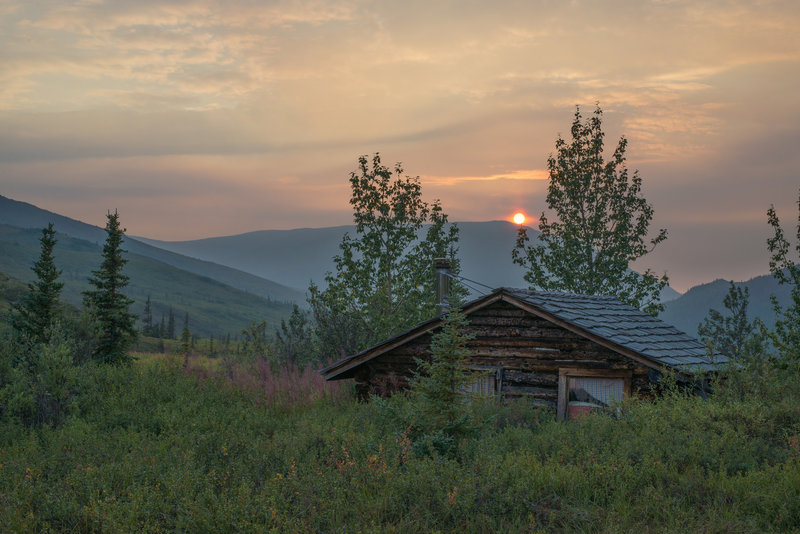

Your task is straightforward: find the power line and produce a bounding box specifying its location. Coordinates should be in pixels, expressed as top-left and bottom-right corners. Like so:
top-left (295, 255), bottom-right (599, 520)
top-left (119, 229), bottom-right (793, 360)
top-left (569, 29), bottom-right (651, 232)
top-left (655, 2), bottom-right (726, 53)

top-left (443, 272), bottom-right (494, 295)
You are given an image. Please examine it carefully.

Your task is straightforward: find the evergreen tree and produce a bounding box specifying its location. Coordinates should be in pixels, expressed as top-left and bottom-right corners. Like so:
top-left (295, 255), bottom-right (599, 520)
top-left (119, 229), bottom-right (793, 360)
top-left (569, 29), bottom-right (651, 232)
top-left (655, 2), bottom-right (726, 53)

top-left (698, 281), bottom-right (767, 360)
top-left (407, 304), bottom-right (476, 456)
top-left (142, 295), bottom-right (153, 336)
top-left (512, 106), bottom-right (668, 314)
top-left (167, 308), bottom-right (175, 340)
top-left (309, 153), bottom-right (464, 358)
top-left (11, 223), bottom-right (64, 346)
top-left (82, 211), bottom-right (138, 364)
top-left (766, 191), bottom-right (800, 360)
top-left (180, 312), bottom-right (190, 354)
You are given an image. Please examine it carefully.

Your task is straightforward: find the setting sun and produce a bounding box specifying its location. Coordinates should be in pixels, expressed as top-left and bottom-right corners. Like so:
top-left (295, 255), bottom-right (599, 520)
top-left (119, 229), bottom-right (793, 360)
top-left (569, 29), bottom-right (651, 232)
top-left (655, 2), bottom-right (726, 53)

top-left (512, 212), bottom-right (526, 225)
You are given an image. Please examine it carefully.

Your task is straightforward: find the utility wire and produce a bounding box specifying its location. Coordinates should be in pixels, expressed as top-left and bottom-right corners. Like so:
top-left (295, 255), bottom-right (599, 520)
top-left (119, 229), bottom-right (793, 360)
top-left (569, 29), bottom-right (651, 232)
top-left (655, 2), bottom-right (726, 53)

top-left (443, 272), bottom-right (495, 291)
top-left (442, 272), bottom-right (493, 296)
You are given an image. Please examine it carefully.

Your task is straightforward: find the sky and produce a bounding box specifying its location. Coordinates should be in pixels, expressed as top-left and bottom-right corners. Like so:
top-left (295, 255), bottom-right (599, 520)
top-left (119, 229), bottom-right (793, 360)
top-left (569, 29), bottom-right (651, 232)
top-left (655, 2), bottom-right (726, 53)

top-left (1, 0), bottom-right (799, 292)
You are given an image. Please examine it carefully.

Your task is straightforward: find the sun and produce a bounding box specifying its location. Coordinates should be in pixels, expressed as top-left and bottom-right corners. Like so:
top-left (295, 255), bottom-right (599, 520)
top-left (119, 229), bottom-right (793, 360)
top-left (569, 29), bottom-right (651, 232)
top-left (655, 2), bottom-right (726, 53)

top-left (512, 212), bottom-right (526, 225)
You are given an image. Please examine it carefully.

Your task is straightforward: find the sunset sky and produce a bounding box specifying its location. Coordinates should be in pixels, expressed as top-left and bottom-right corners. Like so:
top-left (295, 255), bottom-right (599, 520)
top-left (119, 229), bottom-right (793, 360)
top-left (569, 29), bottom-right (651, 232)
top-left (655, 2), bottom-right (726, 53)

top-left (1, 0), bottom-right (799, 292)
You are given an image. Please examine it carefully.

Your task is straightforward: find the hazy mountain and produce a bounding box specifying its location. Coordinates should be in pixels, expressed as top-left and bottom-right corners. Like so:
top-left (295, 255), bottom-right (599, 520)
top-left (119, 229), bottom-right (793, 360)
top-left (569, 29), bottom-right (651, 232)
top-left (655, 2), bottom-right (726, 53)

top-left (0, 224), bottom-right (292, 338)
top-left (135, 220), bottom-right (683, 302)
top-left (0, 195), bottom-right (304, 303)
top-left (135, 221), bottom-right (530, 293)
top-left (660, 273), bottom-right (792, 337)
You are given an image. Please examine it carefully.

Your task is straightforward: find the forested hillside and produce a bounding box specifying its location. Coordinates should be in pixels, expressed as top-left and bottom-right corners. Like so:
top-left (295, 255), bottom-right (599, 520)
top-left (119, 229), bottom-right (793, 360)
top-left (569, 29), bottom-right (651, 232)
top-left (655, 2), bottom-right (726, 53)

top-left (0, 195), bottom-right (304, 304)
top-left (0, 225), bottom-right (292, 338)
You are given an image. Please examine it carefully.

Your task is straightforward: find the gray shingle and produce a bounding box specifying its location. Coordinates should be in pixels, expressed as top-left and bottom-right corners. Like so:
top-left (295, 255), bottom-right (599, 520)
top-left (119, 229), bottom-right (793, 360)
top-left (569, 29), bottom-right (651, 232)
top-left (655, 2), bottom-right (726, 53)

top-left (508, 289), bottom-right (720, 372)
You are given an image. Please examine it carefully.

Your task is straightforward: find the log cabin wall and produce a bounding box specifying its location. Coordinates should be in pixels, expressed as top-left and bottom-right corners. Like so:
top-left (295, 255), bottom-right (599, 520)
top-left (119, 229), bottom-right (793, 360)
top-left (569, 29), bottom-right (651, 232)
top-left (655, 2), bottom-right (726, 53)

top-left (356, 300), bottom-right (652, 405)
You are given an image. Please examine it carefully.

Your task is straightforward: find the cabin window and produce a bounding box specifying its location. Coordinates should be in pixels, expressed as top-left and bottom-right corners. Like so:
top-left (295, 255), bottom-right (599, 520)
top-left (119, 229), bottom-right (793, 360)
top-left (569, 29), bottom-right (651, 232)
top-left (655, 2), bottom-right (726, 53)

top-left (462, 366), bottom-right (502, 397)
top-left (557, 369), bottom-right (631, 421)
top-left (568, 377), bottom-right (624, 418)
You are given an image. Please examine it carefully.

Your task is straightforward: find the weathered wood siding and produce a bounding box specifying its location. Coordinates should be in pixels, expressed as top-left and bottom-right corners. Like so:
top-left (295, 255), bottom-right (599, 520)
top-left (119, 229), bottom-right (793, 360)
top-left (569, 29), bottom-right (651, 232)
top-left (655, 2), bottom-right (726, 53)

top-left (356, 300), bottom-right (652, 404)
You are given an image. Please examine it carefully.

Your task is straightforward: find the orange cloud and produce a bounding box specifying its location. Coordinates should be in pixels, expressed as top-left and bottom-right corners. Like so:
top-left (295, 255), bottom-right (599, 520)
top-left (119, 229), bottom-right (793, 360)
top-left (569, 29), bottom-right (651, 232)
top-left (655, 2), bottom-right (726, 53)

top-left (423, 169), bottom-right (548, 186)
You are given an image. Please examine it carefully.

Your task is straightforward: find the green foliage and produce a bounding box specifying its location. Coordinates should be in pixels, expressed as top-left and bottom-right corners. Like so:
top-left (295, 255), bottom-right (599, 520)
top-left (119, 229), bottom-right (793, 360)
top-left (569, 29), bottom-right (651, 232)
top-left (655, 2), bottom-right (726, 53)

top-left (0, 350), bottom-right (798, 532)
top-left (10, 223), bottom-right (64, 346)
top-left (167, 307), bottom-right (175, 339)
top-left (766, 191), bottom-right (800, 360)
top-left (235, 320), bottom-right (272, 365)
top-left (141, 294), bottom-right (154, 335)
top-left (309, 153), bottom-right (463, 359)
top-left (698, 281), bottom-right (768, 360)
top-left (273, 304), bottom-right (316, 367)
top-left (0, 333), bottom-right (78, 427)
top-left (404, 305), bottom-right (477, 456)
top-left (83, 211), bottom-right (138, 365)
top-left (0, 224), bottom-right (294, 339)
top-left (513, 105), bottom-right (668, 314)
top-left (180, 312), bottom-right (191, 355)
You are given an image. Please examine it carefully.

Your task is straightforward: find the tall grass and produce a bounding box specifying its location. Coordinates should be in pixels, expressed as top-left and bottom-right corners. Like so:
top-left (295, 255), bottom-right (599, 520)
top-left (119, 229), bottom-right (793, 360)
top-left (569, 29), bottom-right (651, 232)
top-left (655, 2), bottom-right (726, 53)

top-left (183, 353), bottom-right (352, 408)
top-left (1, 354), bottom-right (798, 532)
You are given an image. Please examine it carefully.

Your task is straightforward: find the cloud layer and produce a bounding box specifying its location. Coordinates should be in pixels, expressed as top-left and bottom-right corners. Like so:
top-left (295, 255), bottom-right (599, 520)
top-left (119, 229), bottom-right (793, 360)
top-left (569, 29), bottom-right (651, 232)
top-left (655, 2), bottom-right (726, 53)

top-left (2, 0), bottom-right (799, 291)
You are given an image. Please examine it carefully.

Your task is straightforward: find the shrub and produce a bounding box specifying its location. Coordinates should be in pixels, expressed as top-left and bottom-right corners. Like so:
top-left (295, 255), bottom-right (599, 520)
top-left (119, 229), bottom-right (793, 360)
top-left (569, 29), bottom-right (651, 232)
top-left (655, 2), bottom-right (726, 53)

top-left (0, 337), bottom-right (78, 427)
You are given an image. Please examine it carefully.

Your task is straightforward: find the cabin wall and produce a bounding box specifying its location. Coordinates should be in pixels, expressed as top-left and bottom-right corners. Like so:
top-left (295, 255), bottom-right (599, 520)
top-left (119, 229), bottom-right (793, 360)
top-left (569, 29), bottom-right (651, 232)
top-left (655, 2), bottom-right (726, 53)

top-left (357, 300), bottom-right (652, 406)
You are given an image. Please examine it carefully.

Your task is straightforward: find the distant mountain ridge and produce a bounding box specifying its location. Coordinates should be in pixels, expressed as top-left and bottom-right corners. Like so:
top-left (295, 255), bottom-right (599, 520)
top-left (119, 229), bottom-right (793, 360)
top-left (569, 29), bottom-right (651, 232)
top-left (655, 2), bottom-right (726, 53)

top-left (134, 221), bottom-right (684, 303)
top-left (660, 273), bottom-right (792, 337)
top-left (0, 195), bottom-right (304, 304)
top-left (10, 194), bottom-right (791, 341)
top-left (135, 221), bottom-right (535, 295)
top-left (137, 222), bottom-right (795, 339)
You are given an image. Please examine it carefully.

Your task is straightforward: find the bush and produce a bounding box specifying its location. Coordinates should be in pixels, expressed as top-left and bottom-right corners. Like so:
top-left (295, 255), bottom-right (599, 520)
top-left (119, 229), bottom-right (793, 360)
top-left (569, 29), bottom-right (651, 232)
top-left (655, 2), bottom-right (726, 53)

top-left (0, 350), bottom-right (798, 532)
top-left (0, 337), bottom-right (78, 427)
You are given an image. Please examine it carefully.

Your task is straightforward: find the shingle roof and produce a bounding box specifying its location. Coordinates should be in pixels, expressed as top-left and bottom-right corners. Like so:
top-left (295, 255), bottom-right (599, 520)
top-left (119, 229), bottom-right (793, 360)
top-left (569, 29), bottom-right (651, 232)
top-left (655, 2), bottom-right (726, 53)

top-left (502, 288), bottom-right (727, 371)
top-left (319, 287), bottom-right (727, 381)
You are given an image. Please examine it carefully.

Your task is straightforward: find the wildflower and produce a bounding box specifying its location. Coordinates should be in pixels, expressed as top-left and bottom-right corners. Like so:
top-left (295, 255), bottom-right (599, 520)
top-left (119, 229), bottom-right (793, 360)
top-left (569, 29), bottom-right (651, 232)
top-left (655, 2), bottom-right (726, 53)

top-left (447, 486), bottom-right (459, 505)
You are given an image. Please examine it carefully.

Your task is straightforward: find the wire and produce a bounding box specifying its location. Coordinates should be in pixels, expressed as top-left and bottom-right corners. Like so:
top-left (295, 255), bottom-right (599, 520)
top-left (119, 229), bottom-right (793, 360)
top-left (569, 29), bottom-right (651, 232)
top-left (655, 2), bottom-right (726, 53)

top-left (443, 272), bottom-right (495, 291)
top-left (442, 271), bottom-right (493, 296)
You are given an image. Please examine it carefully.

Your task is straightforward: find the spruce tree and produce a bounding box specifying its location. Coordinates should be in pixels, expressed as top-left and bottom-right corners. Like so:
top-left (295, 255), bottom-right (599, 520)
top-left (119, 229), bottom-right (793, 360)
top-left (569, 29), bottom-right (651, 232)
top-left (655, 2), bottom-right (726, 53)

top-left (407, 304), bottom-right (476, 455)
top-left (83, 211), bottom-right (138, 364)
top-left (180, 312), bottom-right (191, 354)
top-left (12, 223), bottom-right (64, 345)
top-left (142, 295), bottom-right (153, 336)
top-left (167, 308), bottom-right (176, 340)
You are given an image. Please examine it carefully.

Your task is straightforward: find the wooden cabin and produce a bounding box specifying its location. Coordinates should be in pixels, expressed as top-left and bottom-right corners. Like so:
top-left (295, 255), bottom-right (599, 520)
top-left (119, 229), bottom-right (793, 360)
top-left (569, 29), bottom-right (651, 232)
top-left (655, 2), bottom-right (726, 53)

top-left (319, 286), bottom-right (726, 420)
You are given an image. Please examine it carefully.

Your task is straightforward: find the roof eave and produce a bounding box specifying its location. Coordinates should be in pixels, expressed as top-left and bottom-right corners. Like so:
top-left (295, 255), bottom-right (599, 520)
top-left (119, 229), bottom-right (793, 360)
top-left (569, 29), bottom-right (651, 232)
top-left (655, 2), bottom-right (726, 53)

top-left (318, 292), bottom-right (505, 381)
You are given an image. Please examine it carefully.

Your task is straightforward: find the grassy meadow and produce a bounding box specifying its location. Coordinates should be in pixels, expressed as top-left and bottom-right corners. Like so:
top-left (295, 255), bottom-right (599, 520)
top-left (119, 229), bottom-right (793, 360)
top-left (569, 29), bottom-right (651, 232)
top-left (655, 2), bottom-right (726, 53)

top-left (1, 349), bottom-right (799, 533)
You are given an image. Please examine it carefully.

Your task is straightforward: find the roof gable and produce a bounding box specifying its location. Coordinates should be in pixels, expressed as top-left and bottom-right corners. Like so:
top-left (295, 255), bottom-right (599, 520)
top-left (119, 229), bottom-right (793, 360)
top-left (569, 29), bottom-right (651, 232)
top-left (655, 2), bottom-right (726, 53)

top-left (499, 289), bottom-right (725, 372)
top-left (319, 288), bottom-right (726, 381)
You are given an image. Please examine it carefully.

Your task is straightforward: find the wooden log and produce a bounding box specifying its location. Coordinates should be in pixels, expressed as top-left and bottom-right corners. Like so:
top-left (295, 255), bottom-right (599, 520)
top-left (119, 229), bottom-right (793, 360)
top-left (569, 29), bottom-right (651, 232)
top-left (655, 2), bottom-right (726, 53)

top-left (469, 328), bottom-right (577, 339)
top-left (502, 369), bottom-right (558, 387)
top-left (470, 338), bottom-right (581, 348)
top-left (501, 384), bottom-right (557, 397)
top-left (467, 348), bottom-right (620, 360)
top-left (468, 315), bottom-right (559, 328)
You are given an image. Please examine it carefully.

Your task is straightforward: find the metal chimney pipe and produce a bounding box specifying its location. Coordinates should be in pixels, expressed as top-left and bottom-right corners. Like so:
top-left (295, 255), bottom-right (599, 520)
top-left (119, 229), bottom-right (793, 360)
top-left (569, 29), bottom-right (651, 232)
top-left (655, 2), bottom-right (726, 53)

top-left (435, 258), bottom-right (451, 316)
